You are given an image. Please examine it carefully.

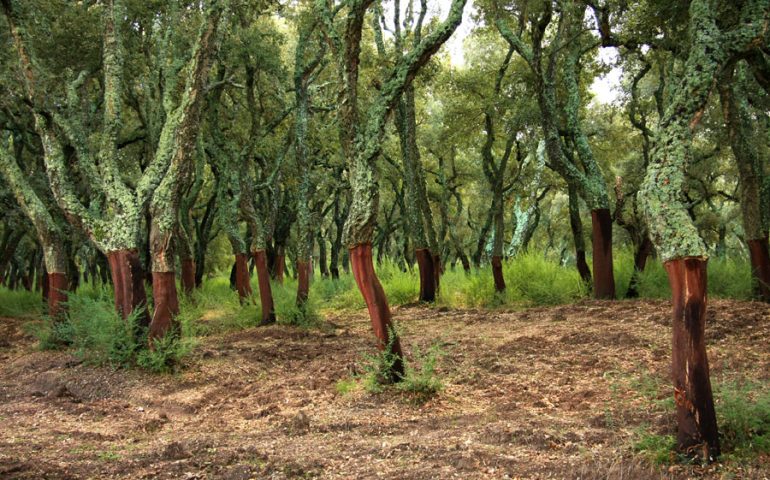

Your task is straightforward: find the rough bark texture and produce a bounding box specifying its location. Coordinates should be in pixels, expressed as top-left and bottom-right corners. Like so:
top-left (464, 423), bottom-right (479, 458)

top-left (107, 249), bottom-right (149, 327)
top-left (491, 255), bottom-right (505, 293)
top-left (149, 272), bottom-right (179, 341)
top-left (272, 251), bottom-right (285, 284)
top-left (591, 209), bottom-right (616, 299)
top-left (296, 260), bottom-right (311, 306)
top-left (253, 250), bottom-right (276, 325)
top-left (47, 272), bottom-right (68, 321)
top-left (569, 184), bottom-right (592, 287)
top-left (748, 238), bottom-right (770, 302)
top-left (415, 249), bottom-right (436, 302)
top-left (350, 244), bottom-right (404, 381)
top-left (575, 250), bottom-right (592, 287)
top-left (181, 258), bottom-right (195, 296)
top-left (665, 258), bottom-right (720, 460)
top-left (234, 253), bottom-right (252, 304)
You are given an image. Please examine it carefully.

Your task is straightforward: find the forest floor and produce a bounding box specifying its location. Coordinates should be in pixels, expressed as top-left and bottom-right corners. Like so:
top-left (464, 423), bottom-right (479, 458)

top-left (0, 299), bottom-right (769, 479)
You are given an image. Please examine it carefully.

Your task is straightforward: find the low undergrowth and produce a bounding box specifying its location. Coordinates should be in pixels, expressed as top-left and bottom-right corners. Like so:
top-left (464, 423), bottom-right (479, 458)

top-left (336, 328), bottom-right (445, 404)
top-left (28, 290), bottom-right (193, 373)
top-left (628, 370), bottom-right (770, 466)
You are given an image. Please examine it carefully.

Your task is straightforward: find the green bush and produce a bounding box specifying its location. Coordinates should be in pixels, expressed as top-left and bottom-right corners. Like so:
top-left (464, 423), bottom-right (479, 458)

top-left (28, 289), bottom-right (192, 373)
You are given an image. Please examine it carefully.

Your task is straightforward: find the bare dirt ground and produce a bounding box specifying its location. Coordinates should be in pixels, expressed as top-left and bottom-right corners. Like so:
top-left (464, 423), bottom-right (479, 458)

top-left (1, 299), bottom-right (769, 479)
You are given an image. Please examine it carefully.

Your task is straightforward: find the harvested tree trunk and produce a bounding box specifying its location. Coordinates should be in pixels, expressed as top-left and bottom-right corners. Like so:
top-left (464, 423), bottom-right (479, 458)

top-left (665, 258), bottom-right (719, 460)
top-left (107, 249), bottom-right (149, 327)
top-left (350, 244), bottom-right (404, 381)
top-left (180, 258), bottom-right (195, 296)
top-left (415, 249), bottom-right (436, 302)
top-left (149, 272), bottom-right (179, 341)
top-left (491, 255), bottom-right (505, 293)
top-left (253, 250), bottom-right (275, 325)
top-left (591, 209), bottom-right (616, 299)
top-left (748, 237), bottom-right (770, 301)
top-left (234, 253), bottom-right (252, 304)
top-left (47, 272), bottom-right (68, 321)
top-left (433, 253), bottom-right (442, 291)
top-left (296, 260), bottom-right (311, 305)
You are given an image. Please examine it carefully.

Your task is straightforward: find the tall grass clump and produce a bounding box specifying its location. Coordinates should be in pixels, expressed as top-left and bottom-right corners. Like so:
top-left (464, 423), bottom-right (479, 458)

top-left (0, 286), bottom-right (43, 318)
top-left (632, 255), bottom-right (752, 300)
top-left (504, 252), bottom-right (587, 305)
top-left (272, 277), bottom-right (322, 327)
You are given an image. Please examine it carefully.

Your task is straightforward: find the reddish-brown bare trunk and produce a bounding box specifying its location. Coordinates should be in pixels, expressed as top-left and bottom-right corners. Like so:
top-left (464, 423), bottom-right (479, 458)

top-left (350, 244), bottom-right (404, 381)
top-left (591, 209), bottom-right (615, 299)
top-left (415, 249), bottom-right (436, 302)
top-left (107, 249), bottom-right (149, 327)
top-left (149, 272), bottom-right (179, 341)
top-left (747, 236), bottom-right (770, 302)
top-left (253, 250), bottom-right (276, 325)
top-left (491, 255), bottom-right (506, 293)
top-left (47, 272), bottom-right (69, 321)
top-left (234, 253), bottom-right (252, 304)
top-left (296, 260), bottom-right (311, 306)
top-left (180, 258), bottom-right (195, 295)
top-left (576, 250), bottom-right (592, 286)
top-left (433, 253), bottom-right (442, 292)
top-left (665, 258), bottom-right (720, 460)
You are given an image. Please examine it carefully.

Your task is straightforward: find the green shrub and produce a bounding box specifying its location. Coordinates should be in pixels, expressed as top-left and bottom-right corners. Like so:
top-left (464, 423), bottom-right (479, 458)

top-left (28, 290), bottom-right (192, 373)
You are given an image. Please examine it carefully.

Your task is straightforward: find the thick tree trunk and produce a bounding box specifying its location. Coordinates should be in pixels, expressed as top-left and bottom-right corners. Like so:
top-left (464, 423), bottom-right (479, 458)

top-left (491, 255), bottom-right (506, 293)
top-left (626, 236), bottom-right (653, 299)
top-left (234, 253), bottom-right (252, 304)
top-left (47, 272), bottom-right (68, 321)
top-left (296, 260), bottom-right (311, 306)
top-left (575, 250), bottom-right (592, 286)
top-left (253, 250), bottom-right (276, 325)
top-left (180, 258), bottom-right (195, 295)
top-left (665, 258), bottom-right (720, 460)
top-left (318, 236), bottom-right (329, 278)
top-left (107, 249), bottom-right (149, 327)
top-left (149, 272), bottom-right (179, 341)
top-left (415, 248), bottom-right (436, 302)
top-left (272, 249), bottom-right (285, 284)
top-left (350, 244), bottom-right (404, 381)
top-left (591, 209), bottom-right (616, 299)
top-left (748, 237), bottom-right (770, 302)
top-left (433, 253), bottom-right (442, 292)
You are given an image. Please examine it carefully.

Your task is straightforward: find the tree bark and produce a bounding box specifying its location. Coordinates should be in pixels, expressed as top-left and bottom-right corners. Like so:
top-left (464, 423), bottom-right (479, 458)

top-left (107, 249), bottom-right (149, 327)
top-left (491, 255), bottom-right (506, 293)
top-left (180, 258), bottom-right (195, 296)
top-left (350, 244), bottom-right (404, 381)
top-left (253, 250), bottom-right (275, 325)
top-left (415, 248), bottom-right (436, 302)
top-left (626, 235), bottom-right (653, 298)
top-left (296, 260), bottom-right (311, 306)
top-left (748, 237), bottom-right (770, 301)
top-left (149, 272), bottom-right (179, 341)
top-left (234, 253), bottom-right (252, 304)
top-left (47, 272), bottom-right (68, 322)
top-left (665, 258), bottom-right (720, 460)
top-left (591, 209), bottom-right (616, 299)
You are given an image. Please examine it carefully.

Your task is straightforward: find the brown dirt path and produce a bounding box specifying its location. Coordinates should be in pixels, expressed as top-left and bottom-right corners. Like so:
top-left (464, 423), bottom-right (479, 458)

top-left (0, 300), bottom-right (768, 479)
